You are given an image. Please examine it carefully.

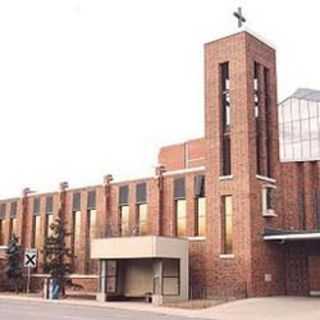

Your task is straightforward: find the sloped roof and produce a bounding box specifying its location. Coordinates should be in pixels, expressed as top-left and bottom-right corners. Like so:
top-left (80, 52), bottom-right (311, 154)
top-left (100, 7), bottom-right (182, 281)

top-left (291, 88), bottom-right (320, 102)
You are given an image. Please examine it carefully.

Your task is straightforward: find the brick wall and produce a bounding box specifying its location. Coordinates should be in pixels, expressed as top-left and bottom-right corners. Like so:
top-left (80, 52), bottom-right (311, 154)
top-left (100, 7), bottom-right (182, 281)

top-left (0, 31), bottom-right (318, 300)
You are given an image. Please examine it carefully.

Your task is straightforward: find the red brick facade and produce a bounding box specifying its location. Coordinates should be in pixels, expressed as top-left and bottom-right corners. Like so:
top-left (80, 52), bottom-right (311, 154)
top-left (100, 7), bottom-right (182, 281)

top-left (0, 31), bottom-right (319, 298)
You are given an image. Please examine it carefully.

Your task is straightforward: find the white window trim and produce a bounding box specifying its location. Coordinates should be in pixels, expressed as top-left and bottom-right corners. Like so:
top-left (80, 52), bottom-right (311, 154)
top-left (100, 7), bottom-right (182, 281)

top-left (219, 175), bottom-right (233, 181)
top-left (187, 236), bottom-right (206, 241)
top-left (257, 175), bottom-right (276, 184)
top-left (220, 254), bottom-right (235, 259)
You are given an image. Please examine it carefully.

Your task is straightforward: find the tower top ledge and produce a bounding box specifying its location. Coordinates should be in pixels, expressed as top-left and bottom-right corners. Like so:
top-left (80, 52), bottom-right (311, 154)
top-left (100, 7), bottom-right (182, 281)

top-left (205, 27), bottom-right (276, 51)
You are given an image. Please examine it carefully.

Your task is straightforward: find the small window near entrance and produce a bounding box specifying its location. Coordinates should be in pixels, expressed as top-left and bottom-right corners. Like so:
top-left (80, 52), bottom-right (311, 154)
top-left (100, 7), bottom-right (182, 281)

top-left (162, 259), bottom-right (180, 296)
top-left (106, 260), bottom-right (117, 293)
top-left (262, 184), bottom-right (277, 217)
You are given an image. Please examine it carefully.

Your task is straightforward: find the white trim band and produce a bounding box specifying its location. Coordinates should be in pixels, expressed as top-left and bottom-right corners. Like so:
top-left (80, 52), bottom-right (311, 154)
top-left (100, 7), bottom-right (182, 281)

top-left (256, 175), bottom-right (276, 184)
top-left (264, 233), bottom-right (320, 241)
top-left (187, 236), bottom-right (206, 241)
top-left (163, 166), bottom-right (206, 177)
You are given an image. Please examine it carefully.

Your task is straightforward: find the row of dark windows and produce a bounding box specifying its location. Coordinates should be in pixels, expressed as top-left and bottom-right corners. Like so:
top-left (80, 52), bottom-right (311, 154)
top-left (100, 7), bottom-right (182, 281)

top-left (119, 182), bottom-right (147, 206)
top-left (0, 201), bottom-right (17, 219)
top-left (72, 190), bottom-right (96, 211)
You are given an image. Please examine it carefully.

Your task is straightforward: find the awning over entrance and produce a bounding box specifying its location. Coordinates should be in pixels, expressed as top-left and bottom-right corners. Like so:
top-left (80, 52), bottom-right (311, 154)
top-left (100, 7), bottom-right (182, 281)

top-left (91, 235), bottom-right (188, 260)
top-left (264, 228), bottom-right (320, 241)
top-left (91, 236), bottom-right (189, 305)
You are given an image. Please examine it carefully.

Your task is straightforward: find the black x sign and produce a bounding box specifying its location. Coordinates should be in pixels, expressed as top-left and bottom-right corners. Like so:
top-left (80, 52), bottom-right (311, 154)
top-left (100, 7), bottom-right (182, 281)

top-left (26, 254), bottom-right (36, 266)
top-left (24, 250), bottom-right (37, 268)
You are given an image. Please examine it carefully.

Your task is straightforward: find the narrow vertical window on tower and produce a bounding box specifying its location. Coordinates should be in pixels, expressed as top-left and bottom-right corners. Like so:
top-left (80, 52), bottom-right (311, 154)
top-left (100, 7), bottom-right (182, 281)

top-left (194, 175), bottom-right (206, 237)
top-left (32, 197), bottom-right (41, 249)
top-left (264, 67), bottom-right (272, 177)
top-left (254, 62), bottom-right (262, 175)
top-left (174, 177), bottom-right (186, 237)
top-left (119, 185), bottom-right (130, 236)
top-left (9, 202), bottom-right (17, 239)
top-left (72, 192), bottom-right (81, 268)
top-left (136, 183), bottom-right (148, 235)
top-left (220, 62), bottom-right (232, 176)
top-left (0, 204), bottom-right (6, 245)
top-left (222, 195), bottom-right (233, 255)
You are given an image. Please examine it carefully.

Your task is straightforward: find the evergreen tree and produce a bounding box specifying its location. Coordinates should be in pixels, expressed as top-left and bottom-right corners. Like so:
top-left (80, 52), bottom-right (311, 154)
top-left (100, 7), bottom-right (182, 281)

top-left (43, 217), bottom-right (72, 298)
top-left (5, 234), bottom-right (23, 293)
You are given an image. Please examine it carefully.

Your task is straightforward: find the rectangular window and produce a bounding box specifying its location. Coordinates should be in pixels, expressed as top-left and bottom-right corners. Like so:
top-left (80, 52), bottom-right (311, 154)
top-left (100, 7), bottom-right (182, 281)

top-left (174, 177), bottom-right (185, 199)
top-left (32, 197), bottom-right (41, 248)
top-left (137, 203), bottom-right (148, 235)
top-left (0, 204), bottom-right (6, 245)
top-left (194, 175), bottom-right (206, 237)
top-left (32, 215), bottom-right (41, 248)
top-left (162, 259), bottom-right (180, 296)
top-left (0, 220), bottom-right (4, 245)
top-left (315, 191), bottom-right (320, 229)
top-left (222, 135), bottom-right (231, 175)
top-left (73, 192), bottom-right (81, 211)
top-left (174, 177), bottom-right (186, 237)
top-left (254, 62), bottom-right (262, 175)
top-left (222, 196), bottom-right (233, 254)
top-left (9, 218), bottom-right (17, 239)
top-left (136, 183), bottom-right (147, 235)
top-left (72, 210), bottom-right (81, 265)
top-left (86, 190), bottom-right (97, 273)
top-left (120, 205), bottom-right (130, 236)
top-left (220, 62), bottom-right (232, 177)
top-left (45, 195), bottom-right (54, 238)
top-left (254, 62), bottom-right (260, 119)
top-left (87, 208), bottom-right (97, 273)
top-left (33, 197), bottom-right (40, 215)
top-left (221, 62), bottom-right (231, 128)
top-left (9, 202), bottom-right (17, 239)
top-left (119, 185), bottom-right (130, 236)
top-left (46, 214), bottom-right (54, 238)
top-left (262, 185), bottom-right (276, 216)
top-left (176, 200), bottom-right (187, 237)
top-left (119, 186), bottom-right (129, 206)
top-left (136, 183), bottom-right (147, 204)
top-left (87, 191), bottom-right (96, 210)
top-left (45, 196), bottom-right (53, 215)
top-left (10, 202), bottom-right (17, 218)
top-left (264, 67), bottom-right (272, 177)
top-left (106, 260), bottom-right (117, 293)
top-left (88, 209), bottom-right (96, 240)
top-left (195, 198), bottom-right (206, 237)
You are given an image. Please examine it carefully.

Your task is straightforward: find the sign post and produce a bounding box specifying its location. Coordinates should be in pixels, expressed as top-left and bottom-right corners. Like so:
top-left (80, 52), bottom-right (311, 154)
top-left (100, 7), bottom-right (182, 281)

top-left (24, 248), bottom-right (37, 294)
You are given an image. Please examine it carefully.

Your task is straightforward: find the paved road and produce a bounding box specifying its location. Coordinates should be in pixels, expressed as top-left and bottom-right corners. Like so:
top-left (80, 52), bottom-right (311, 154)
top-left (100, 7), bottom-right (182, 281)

top-left (0, 299), bottom-right (206, 320)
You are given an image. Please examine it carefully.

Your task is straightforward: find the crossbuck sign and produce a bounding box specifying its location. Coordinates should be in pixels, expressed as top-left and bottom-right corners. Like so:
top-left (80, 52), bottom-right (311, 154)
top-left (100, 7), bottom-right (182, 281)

top-left (24, 248), bottom-right (38, 268)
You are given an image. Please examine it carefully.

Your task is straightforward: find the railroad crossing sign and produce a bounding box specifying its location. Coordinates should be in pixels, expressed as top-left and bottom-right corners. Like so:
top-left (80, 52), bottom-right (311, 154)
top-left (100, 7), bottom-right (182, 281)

top-left (24, 248), bottom-right (37, 268)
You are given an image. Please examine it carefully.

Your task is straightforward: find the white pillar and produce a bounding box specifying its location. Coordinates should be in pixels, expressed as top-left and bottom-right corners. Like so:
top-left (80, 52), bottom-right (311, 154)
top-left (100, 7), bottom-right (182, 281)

top-left (96, 260), bottom-right (107, 302)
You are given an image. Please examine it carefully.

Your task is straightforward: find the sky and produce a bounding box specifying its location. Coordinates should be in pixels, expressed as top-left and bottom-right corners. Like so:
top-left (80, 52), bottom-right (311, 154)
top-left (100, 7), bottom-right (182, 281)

top-left (0, 0), bottom-right (319, 198)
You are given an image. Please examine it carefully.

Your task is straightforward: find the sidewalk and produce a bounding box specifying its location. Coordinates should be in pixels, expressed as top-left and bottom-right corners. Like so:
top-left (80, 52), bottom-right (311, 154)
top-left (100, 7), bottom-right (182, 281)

top-left (1, 294), bottom-right (319, 320)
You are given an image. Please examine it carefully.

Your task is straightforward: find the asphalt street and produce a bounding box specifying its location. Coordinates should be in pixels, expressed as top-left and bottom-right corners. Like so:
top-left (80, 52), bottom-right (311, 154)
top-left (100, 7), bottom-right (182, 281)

top-left (0, 299), bottom-right (207, 320)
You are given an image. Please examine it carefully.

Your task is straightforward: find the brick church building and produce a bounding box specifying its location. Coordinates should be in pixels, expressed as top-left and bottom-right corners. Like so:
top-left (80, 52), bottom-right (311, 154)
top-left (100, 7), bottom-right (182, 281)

top-left (0, 30), bottom-right (319, 302)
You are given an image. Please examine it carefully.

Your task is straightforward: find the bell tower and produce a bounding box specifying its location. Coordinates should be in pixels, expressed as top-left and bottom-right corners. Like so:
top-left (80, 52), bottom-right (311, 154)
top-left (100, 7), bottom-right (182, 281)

top-left (204, 30), bottom-right (284, 297)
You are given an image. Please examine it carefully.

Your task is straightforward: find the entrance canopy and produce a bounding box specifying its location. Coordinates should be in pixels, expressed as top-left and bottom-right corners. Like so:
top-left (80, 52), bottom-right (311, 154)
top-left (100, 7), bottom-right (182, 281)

top-left (91, 235), bottom-right (188, 260)
top-left (91, 236), bottom-right (189, 305)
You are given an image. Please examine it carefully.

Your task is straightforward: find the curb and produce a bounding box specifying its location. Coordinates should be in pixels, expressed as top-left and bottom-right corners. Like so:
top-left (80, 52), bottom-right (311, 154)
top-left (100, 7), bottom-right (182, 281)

top-left (0, 294), bottom-right (203, 318)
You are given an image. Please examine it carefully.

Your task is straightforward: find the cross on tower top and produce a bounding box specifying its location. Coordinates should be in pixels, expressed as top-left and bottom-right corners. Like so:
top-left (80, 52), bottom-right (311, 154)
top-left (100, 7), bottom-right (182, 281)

top-left (233, 7), bottom-right (246, 28)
